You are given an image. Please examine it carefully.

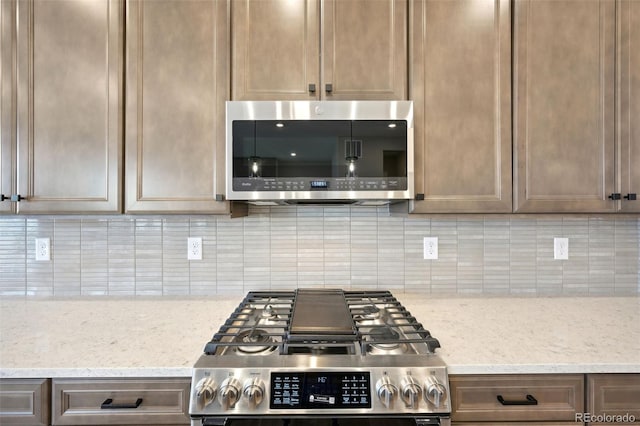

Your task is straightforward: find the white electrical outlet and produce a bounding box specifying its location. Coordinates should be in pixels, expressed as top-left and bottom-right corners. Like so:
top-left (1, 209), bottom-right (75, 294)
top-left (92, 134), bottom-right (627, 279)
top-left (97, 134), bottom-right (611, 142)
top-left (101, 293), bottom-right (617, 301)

top-left (554, 237), bottom-right (569, 260)
top-left (423, 237), bottom-right (438, 260)
top-left (35, 238), bottom-right (50, 261)
top-left (188, 237), bottom-right (203, 260)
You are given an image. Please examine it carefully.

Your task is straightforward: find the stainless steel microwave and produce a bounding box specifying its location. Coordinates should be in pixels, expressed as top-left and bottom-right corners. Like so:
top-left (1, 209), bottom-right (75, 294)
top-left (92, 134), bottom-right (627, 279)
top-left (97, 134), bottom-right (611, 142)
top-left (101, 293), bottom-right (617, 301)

top-left (226, 101), bottom-right (414, 205)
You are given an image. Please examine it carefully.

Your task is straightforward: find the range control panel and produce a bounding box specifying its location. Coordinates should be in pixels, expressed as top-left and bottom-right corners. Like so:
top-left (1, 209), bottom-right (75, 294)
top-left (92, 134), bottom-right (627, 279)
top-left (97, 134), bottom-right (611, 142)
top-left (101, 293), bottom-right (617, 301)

top-left (190, 365), bottom-right (450, 416)
top-left (270, 372), bottom-right (371, 409)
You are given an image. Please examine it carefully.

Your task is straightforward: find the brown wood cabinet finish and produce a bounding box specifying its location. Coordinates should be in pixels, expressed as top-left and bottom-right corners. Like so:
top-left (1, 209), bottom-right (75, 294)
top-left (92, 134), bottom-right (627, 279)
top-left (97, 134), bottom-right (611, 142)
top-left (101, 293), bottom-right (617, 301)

top-left (409, 0), bottom-right (512, 213)
top-left (51, 378), bottom-right (190, 425)
top-left (231, 0), bottom-right (406, 101)
top-left (0, 378), bottom-right (51, 426)
top-left (618, 0), bottom-right (640, 213)
top-left (450, 374), bottom-right (584, 423)
top-left (0, 0), bottom-right (14, 214)
top-left (15, 0), bottom-right (123, 213)
top-left (125, 0), bottom-right (231, 214)
top-left (231, 0), bottom-right (319, 100)
top-left (322, 0), bottom-right (407, 100)
top-left (513, 0), bottom-right (616, 213)
top-left (587, 374), bottom-right (640, 425)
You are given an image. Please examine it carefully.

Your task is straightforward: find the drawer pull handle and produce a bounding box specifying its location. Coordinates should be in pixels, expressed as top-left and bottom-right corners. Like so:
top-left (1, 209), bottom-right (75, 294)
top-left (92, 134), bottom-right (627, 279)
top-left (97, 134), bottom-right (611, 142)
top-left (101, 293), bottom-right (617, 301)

top-left (101, 398), bottom-right (143, 409)
top-left (497, 394), bottom-right (538, 406)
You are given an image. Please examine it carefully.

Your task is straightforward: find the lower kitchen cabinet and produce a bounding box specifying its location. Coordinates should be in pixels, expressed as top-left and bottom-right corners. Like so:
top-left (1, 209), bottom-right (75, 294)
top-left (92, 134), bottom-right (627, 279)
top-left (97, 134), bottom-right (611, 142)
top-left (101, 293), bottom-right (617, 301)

top-left (51, 377), bottom-right (190, 425)
top-left (587, 374), bottom-right (640, 425)
top-left (449, 374), bottom-right (584, 424)
top-left (0, 378), bottom-right (51, 426)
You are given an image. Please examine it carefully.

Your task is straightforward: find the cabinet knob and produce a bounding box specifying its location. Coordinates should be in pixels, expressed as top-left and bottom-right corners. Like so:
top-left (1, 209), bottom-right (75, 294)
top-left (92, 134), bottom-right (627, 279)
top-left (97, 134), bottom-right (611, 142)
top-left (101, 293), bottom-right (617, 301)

top-left (325, 83), bottom-right (333, 93)
top-left (308, 83), bottom-right (316, 93)
top-left (608, 193), bottom-right (621, 200)
top-left (624, 193), bottom-right (637, 201)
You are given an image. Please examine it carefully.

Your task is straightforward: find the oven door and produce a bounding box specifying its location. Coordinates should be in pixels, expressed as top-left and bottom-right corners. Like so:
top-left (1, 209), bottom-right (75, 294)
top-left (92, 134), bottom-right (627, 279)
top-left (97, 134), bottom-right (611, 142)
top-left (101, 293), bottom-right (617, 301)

top-left (197, 417), bottom-right (450, 426)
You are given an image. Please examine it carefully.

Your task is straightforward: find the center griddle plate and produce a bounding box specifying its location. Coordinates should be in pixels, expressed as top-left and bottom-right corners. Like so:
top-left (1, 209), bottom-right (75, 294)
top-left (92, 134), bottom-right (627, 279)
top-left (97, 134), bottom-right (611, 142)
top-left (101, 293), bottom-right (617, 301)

top-left (288, 289), bottom-right (356, 337)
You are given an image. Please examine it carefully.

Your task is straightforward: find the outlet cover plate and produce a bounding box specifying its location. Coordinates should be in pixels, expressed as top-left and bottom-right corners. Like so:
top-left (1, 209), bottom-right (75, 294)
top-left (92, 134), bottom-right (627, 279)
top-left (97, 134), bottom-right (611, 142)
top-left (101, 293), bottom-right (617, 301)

top-left (35, 238), bottom-right (50, 261)
top-left (554, 237), bottom-right (569, 260)
top-left (188, 237), bottom-right (202, 260)
top-left (423, 237), bottom-right (438, 260)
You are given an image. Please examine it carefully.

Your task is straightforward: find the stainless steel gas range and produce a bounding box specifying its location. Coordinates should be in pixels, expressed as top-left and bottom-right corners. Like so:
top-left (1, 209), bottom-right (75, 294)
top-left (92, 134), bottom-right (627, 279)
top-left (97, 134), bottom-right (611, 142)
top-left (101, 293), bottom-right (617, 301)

top-left (189, 289), bottom-right (451, 426)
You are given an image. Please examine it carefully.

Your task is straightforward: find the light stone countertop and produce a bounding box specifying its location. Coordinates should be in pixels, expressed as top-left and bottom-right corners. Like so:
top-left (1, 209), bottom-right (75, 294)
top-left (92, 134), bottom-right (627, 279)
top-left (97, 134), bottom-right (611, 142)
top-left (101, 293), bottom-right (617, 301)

top-left (1, 295), bottom-right (639, 378)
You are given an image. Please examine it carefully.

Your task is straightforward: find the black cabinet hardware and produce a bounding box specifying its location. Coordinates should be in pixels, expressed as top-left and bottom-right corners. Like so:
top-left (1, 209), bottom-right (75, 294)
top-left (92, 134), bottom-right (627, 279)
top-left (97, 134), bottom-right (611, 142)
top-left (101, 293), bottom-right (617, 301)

top-left (624, 193), bottom-right (637, 200)
top-left (415, 193), bottom-right (425, 201)
top-left (215, 194), bottom-right (224, 202)
top-left (100, 398), bottom-right (143, 409)
top-left (0, 194), bottom-right (6, 201)
top-left (308, 83), bottom-right (316, 93)
top-left (325, 83), bottom-right (333, 93)
top-left (608, 193), bottom-right (621, 200)
top-left (496, 394), bottom-right (538, 406)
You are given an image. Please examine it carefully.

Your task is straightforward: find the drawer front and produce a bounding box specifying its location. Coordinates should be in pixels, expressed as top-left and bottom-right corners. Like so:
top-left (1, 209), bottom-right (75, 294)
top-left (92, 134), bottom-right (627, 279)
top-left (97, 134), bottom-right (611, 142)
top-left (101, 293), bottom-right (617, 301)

top-left (588, 374), bottom-right (640, 425)
top-left (52, 377), bottom-right (190, 425)
top-left (450, 374), bottom-right (584, 422)
top-left (0, 378), bottom-right (51, 426)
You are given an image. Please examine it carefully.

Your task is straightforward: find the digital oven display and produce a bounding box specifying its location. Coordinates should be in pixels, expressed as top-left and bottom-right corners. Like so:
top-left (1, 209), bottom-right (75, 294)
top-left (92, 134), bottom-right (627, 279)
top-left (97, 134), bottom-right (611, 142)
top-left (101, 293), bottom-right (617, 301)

top-left (270, 372), bottom-right (371, 409)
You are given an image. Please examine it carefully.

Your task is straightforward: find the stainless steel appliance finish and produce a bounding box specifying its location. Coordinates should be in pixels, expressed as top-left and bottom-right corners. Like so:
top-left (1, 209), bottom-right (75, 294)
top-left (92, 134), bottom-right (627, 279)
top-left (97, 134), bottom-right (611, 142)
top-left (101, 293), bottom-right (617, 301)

top-left (226, 101), bottom-right (414, 205)
top-left (190, 290), bottom-right (450, 426)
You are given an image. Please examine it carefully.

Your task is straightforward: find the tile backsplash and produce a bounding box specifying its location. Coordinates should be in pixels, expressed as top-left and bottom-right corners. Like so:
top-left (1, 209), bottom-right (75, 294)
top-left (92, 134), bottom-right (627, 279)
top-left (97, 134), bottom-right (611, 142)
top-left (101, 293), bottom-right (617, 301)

top-left (1, 206), bottom-right (638, 297)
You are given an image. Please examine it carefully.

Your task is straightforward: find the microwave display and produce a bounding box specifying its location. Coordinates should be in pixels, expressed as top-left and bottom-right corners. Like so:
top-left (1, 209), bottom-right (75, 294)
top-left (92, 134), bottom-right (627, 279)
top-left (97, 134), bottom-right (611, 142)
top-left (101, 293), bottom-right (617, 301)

top-left (231, 120), bottom-right (408, 192)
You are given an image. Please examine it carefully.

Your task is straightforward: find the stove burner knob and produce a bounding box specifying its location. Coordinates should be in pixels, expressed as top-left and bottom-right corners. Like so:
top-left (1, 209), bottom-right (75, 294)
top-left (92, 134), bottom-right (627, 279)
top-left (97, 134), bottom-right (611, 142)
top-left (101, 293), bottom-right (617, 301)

top-left (375, 376), bottom-right (398, 408)
top-left (243, 378), bottom-right (265, 408)
top-left (195, 377), bottom-right (217, 409)
top-left (219, 377), bottom-right (241, 410)
top-left (400, 376), bottom-right (422, 409)
top-left (424, 375), bottom-right (447, 408)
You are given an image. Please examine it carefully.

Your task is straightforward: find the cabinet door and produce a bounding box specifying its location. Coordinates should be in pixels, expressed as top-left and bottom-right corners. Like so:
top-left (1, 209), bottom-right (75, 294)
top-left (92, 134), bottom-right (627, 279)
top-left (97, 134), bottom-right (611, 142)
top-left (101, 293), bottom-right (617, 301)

top-left (0, 378), bottom-right (50, 426)
top-left (410, 0), bottom-right (511, 213)
top-left (618, 0), bottom-right (640, 212)
top-left (125, 0), bottom-right (230, 213)
top-left (322, 0), bottom-right (407, 100)
top-left (587, 374), bottom-right (640, 425)
top-left (16, 0), bottom-right (123, 213)
top-left (231, 0), bottom-right (319, 100)
top-left (513, 0), bottom-right (616, 212)
top-left (450, 374), bottom-right (584, 423)
top-left (52, 378), bottom-right (190, 425)
top-left (0, 0), bottom-right (14, 214)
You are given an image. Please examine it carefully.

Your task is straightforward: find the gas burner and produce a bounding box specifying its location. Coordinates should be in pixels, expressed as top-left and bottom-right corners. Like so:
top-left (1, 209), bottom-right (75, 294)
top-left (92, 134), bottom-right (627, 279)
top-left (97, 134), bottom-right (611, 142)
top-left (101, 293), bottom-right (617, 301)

top-left (260, 305), bottom-right (279, 322)
top-left (233, 329), bottom-right (277, 355)
top-left (366, 326), bottom-right (410, 355)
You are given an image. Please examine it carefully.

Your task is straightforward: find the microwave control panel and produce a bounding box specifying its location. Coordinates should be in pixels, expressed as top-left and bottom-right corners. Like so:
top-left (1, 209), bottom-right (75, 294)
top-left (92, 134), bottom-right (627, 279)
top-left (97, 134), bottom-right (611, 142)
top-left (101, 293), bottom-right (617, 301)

top-left (233, 178), bottom-right (407, 192)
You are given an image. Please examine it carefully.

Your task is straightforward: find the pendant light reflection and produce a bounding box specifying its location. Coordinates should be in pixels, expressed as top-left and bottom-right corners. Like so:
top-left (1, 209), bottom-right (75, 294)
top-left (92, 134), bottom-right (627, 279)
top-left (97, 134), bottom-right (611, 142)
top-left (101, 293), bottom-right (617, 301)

top-left (249, 156), bottom-right (261, 178)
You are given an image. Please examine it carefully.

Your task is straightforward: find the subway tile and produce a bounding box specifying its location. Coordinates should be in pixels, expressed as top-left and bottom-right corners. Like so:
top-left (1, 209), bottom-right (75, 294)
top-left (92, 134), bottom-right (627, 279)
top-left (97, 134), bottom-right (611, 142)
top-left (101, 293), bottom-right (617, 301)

top-left (0, 212), bottom-right (637, 297)
top-left (0, 218), bottom-right (26, 296)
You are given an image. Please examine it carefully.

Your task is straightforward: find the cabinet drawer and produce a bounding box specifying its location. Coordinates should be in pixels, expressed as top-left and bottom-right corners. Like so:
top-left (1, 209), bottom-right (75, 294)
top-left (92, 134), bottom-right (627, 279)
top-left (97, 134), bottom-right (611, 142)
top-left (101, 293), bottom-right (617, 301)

top-left (52, 377), bottom-right (190, 425)
top-left (0, 378), bottom-right (50, 426)
top-left (450, 374), bottom-right (584, 422)
top-left (587, 374), bottom-right (640, 425)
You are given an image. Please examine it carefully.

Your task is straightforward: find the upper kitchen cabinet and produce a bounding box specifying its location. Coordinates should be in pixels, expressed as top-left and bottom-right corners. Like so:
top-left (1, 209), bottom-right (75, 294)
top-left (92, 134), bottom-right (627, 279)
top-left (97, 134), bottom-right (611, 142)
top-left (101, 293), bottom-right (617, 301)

top-left (231, 0), bottom-right (407, 101)
top-left (125, 0), bottom-right (232, 214)
top-left (0, 1), bottom-right (14, 214)
top-left (408, 0), bottom-right (512, 213)
top-left (513, 0), bottom-right (616, 213)
top-left (618, 0), bottom-right (640, 212)
top-left (14, 0), bottom-right (123, 214)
